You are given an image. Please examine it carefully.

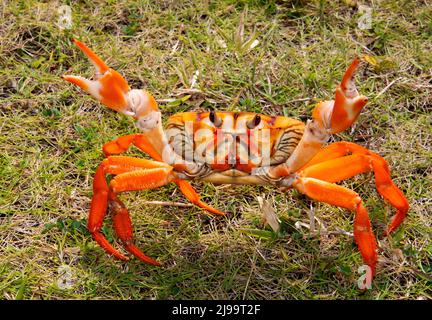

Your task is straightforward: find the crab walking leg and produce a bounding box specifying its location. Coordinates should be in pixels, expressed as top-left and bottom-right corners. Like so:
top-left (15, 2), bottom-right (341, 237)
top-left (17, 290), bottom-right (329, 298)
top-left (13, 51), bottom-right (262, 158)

top-left (300, 155), bottom-right (371, 182)
top-left (109, 192), bottom-right (161, 266)
top-left (102, 135), bottom-right (224, 215)
top-left (89, 164), bottom-right (128, 261)
top-left (175, 179), bottom-right (225, 216)
top-left (300, 141), bottom-right (371, 168)
top-left (299, 142), bottom-right (409, 235)
top-left (102, 134), bottom-right (163, 161)
top-left (109, 167), bottom-right (175, 265)
top-left (88, 156), bottom-right (174, 264)
top-left (293, 177), bottom-right (378, 276)
top-left (299, 142), bottom-right (359, 169)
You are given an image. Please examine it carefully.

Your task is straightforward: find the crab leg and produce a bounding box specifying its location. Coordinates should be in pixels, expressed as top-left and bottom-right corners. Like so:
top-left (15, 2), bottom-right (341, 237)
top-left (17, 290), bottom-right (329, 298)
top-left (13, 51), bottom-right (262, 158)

top-left (109, 193), bottom-right (161, 266)
top-left (89, 156), bottom-right (174, 265)
top-left (298, 142), bottom-right (409, 235)
top-left (102, 134), bottom-right (225, 216)
top-left (102, 134), bottom-right (163, 161)
top-left (175, 179), bottom-right (225, 216)
top-left (293, 177), bottom-right (378, 276)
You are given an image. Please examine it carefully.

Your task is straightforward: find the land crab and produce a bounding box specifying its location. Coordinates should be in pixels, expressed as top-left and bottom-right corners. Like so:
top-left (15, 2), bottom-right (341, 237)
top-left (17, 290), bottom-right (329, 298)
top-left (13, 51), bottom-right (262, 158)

top-left (64, 39), bottom-right (409, 282)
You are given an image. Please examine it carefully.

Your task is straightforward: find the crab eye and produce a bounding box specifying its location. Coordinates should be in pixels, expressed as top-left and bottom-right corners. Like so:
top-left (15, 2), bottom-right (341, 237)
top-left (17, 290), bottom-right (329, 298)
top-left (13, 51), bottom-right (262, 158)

top-left (209, 110), bottom-right (222, 127)
top-left (247, 114), bottom-right (261, 129)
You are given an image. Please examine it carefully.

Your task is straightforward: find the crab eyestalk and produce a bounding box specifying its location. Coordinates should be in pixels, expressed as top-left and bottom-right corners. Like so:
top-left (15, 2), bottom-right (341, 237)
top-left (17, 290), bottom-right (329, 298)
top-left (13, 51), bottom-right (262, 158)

top-left (246, 114), bottom-right (261, 129)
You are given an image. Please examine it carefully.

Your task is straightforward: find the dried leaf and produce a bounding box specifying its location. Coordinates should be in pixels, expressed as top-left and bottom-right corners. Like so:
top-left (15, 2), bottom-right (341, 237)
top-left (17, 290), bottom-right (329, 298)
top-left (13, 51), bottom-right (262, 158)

top-left (343, 0), bottom-right (357, 7)
top-left (363, 54), bottom-right (378, 66)
top-left (257, 196), bottom-right (280, 233)
top-left (234, 9), bottom-right (246, 51)
top-left (190, 70), bottom-right (200, 88)
top-left (391, 248), bottom-right (404, 262)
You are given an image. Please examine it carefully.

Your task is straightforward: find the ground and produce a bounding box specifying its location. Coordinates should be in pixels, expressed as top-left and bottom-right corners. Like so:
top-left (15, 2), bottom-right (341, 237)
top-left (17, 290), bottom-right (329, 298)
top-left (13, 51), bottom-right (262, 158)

top-left (0, 0), bottom-right (431, 299)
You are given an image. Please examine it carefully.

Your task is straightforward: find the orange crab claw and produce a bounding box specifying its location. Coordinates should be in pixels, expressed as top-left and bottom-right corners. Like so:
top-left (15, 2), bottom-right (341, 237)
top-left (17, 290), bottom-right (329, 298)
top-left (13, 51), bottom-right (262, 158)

top-left (330, 58), bottom-right (369, 134)
top-left (72, 39), bottom-right (109, 75)
top-left (63, 39), bottom-right (131, 112)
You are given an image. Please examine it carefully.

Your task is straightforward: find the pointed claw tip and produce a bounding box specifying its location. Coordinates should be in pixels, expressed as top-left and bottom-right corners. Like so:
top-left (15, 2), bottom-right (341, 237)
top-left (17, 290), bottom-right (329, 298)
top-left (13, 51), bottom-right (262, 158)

top-left (71, 39), bottom-right (110, 75)
top-left (340, 58), bottom-right (362, 90)
top-left (71, 38), bottom-right (82, 47)
top-left (350, 56), bottom-right (360, 67)
top-left (143, 258), bottom-right (162, 267)
top-left (348, 58), bottom-right (360, 72)
top-left (119, 256), bottom-right (130, 262)
top-left (73, 39), bottom-right (89, 52)
top-left (153, 261), bottom-right (162, 267)
top-left (62, 75), bottom-right (73, 84)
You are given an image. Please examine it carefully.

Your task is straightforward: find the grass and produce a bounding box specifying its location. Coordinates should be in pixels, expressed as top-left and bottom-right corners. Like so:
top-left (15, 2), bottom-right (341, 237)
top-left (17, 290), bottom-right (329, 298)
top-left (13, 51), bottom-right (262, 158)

top-left (0, 0), bottom-right (431, 299)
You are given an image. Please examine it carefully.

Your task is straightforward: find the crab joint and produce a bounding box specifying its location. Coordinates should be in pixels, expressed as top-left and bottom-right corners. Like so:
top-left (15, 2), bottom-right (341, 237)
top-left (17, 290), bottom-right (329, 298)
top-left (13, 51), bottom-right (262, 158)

top-left (124, 89), bottom-right (156, 115)
top-left (269, 119), bottom-right (330, 177)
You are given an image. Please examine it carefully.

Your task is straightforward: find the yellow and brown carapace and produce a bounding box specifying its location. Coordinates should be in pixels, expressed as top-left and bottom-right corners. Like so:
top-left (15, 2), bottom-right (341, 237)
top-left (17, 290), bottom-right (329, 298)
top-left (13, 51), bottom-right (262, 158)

top-left (166, 111), bottom-right (304, 175)
top-left (64, 39), bottom-right (409, 284)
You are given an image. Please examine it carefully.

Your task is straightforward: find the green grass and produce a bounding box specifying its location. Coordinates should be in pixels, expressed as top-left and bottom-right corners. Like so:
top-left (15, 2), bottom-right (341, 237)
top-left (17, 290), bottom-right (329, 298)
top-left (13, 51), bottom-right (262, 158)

top-left (1, 0), bottom-right (431, 299)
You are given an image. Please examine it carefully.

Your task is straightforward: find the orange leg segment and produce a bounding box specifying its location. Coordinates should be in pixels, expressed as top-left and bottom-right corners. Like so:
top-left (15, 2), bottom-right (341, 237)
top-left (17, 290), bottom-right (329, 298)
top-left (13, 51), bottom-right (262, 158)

top-left (102, 134), bottom-right (163, 161)
top-left (109, 193), bottom-right (161, 266)
top-left (175, 180), bottom-right (225, 216)
top-left (88, 156), bottom-right (175, 265)
top-left (102, 135), bottom-right (224, 216)
top-left (293, 177), bottom-right (378, 276)
top-left (299, 142), bottom-right (409, 235)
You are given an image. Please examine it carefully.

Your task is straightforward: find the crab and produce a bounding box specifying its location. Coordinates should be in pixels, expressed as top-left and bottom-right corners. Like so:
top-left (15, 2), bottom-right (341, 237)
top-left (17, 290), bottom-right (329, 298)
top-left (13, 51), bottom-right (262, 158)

top-left (63, 39), bottom-right (409, 281)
